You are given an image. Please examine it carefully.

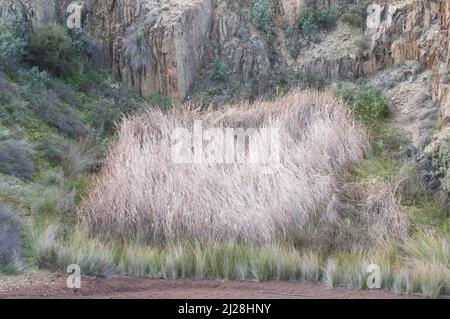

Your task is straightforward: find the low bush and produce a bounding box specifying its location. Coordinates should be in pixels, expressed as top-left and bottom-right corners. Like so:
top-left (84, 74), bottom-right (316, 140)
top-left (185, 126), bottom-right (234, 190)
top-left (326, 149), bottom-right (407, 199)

top-left (0, 139), bottom-right (34, 179)
top-left (314, 7), bottom-right (338, 29)
top-left (29, 91), bottom-right (90, 138)
top-left (19, 67), bottom-right (51, 95)
top-left (111, 85), bottom-right (142, 114)
top-left (300, 17), bottom-right (318, 39)
top-left (299, 6), bottom-right (337, 38)
top-left (334, 83), bottom-right (390, 125)
top-left (49, 80), bottom-right (78, 106)
top-left (353, 85), bottom-right (390, 124)
top-left (36, 135), bottom-right (66, 164)
top-left (0, 204), bottom-right (22, 274)
top-left (88, 102), bottom-right (120, 135)
top-left (50, 107), bottom-right (91, 138)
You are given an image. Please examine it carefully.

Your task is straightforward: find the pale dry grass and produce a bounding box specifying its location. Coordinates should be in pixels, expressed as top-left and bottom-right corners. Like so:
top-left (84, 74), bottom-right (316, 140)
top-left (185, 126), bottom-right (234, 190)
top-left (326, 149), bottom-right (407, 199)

top-left (79, 91), bottom-right (406, 247)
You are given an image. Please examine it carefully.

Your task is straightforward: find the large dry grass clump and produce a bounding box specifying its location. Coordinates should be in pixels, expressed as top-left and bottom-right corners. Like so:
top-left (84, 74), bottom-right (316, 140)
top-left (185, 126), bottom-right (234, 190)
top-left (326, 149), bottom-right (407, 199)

top-left (79, 91), bottom-right (407, 247)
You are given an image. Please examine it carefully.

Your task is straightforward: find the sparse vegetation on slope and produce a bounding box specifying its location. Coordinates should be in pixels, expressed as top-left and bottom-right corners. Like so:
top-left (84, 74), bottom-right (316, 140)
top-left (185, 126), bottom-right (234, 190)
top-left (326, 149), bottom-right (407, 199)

top-left (0, 1), bottom-right (448, 300)
top-left (0, 16), bottom-right (153, 279)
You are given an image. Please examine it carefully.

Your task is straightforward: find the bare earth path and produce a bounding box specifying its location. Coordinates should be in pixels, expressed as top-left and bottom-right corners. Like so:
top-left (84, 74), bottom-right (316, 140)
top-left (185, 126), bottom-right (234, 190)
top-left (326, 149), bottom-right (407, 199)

top-left (0, 272), bottom-right (418, 299)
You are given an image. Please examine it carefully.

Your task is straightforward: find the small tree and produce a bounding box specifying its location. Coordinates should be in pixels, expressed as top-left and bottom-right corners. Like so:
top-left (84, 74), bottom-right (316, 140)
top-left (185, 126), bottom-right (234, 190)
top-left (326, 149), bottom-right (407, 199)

top-left (29, 25), bottom-right (80, 78)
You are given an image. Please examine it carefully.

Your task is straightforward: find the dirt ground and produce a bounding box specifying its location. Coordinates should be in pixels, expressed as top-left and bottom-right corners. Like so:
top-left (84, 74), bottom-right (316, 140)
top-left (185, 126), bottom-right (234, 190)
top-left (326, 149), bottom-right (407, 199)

top-left (0, 271), bottom-right (419, 299)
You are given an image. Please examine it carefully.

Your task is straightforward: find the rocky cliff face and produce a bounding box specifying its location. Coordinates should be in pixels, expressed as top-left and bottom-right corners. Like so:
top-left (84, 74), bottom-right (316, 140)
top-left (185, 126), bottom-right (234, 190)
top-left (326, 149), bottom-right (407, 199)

top-left (82, 0), bottom-right (368, 101)
top-left (364, 0), bottom-right (449, 151)
top-left (83, 0), bottom-right (213, 101)
top-left (1, 0), bottom-right (449, 131)
top-left (0, 0), bottom-right (59, 28)
top-left (0, 0), bottom-right (367, 101)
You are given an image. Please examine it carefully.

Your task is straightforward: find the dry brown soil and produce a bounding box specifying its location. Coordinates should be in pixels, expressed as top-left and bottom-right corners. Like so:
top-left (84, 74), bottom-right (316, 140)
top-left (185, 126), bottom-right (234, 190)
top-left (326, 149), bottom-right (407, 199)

top-left (0, 271), bottom-right (419, 299)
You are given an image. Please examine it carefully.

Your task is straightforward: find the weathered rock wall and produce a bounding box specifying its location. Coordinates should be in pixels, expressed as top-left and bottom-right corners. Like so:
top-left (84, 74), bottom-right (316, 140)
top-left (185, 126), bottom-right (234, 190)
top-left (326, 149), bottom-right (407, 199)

top-left (84, 0), bottom-right (213, 101)
top-left (365, 0), bottom-right (449, 148)
top-left (2, 0), bottom-right (450, 124)
top-left (0, 0), bottom-right (59, 28)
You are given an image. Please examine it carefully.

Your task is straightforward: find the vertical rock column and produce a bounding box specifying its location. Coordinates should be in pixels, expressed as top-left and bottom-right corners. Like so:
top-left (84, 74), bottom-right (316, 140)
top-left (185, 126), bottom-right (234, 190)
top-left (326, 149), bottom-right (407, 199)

top-left (85, 0), bottom-right (213, 102)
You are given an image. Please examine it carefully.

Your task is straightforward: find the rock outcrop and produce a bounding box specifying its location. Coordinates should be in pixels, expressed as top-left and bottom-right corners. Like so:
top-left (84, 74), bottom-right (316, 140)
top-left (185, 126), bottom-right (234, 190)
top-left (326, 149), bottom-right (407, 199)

top-left (84, 0), bottom-right (213, 102)
top-left (79, 0), bottom-right (367, 101)
top-left (365, 0), bottom-right (449, 151)
top-left (1, 0), bottom-right (449, 129)
top-left (0, 0), bottom-right (63, 29)
top-left (296, 21), bottom-right (364, 81)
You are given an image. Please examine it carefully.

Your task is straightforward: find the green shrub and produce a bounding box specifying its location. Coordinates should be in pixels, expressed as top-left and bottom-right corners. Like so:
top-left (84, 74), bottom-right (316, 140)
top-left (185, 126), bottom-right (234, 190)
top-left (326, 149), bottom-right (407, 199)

top-left (88, 102), bottom-right (120, 135)
top-left (301, 17), bottom-right (318, 39)
top-left (113, 86), bottom-right (141, 114)
top-left (298, 6), bottom-right (314, 27)
top-left (29, 92), bottom-right (90, 138)
top-left (335, 83), bottom-right (390, 125)
top-left (0, 15), bottom-right (28, 71)
top-left (49, 80), bottom-right (78, 106)
top-left (18, 71), bottom-right (90, 138)
top-left (298, 6), bottom-right (337, 38)
top-left (251, 0), bottom-right (273, 31)
top-left (29, 25), bottom-right (80, 78)
top-left (314, 7), bottom-right (337, 29)
top-left (67, 69), bottom-right (109, 95)
top-left (209, 57), bottom-right (228, 80)
top-left (353, 85), bottom-right (390, 123)
top-left (0, 71), bottom-right (17, 102)
top-left (36, 135), bottom-right (66, 164)
top-left (19, 67), bottom-right (51, 95)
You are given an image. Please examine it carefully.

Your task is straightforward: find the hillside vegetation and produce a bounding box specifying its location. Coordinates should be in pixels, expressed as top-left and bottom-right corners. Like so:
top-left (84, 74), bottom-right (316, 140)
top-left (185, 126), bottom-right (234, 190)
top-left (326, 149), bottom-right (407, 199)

top-left (0, 2), bottom-right (448, 299)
